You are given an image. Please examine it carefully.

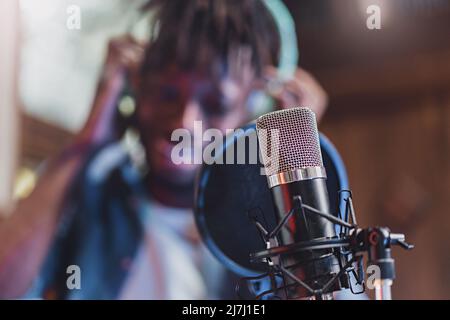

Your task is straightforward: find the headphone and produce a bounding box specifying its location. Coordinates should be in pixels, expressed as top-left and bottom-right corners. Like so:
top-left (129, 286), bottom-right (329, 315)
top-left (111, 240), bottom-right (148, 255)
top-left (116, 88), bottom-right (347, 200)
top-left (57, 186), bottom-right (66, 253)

top-left (264, 0), bottom-right (299, 79)
top-left (118, 0), bottom-right (299, 121)
top-left (246, 0), bottom-right (300, 118)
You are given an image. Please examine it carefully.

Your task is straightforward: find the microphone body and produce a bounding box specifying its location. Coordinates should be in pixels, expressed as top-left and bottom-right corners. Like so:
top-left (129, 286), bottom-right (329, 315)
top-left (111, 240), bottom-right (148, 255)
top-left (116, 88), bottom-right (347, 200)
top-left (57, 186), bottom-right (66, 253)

top-left (272, 179), bottom-right (335, 241)
top-left (256, 107), bottom-right (344, 299)
top-left (271, 179), bottom-right (342, 299)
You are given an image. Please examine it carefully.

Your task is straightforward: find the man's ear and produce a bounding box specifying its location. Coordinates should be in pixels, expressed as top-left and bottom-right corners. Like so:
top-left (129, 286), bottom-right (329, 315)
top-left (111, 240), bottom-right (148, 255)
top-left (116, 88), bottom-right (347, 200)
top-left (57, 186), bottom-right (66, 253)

top-left (129, 72), bottom-right (141, 96)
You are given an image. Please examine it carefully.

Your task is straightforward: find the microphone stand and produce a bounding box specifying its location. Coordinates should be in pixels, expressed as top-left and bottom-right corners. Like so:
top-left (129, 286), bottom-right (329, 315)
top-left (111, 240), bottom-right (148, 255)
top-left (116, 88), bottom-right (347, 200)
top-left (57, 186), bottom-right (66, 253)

top-left (244, 191), bottom-right (414, 300)
top-left (349, 227), bottom-right (413, 300)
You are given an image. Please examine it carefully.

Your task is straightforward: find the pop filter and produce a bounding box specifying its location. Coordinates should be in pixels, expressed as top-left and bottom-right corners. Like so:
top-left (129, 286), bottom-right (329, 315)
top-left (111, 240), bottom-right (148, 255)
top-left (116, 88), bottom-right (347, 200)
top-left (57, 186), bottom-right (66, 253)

top-left (194, 123), bottom-right (349, 277)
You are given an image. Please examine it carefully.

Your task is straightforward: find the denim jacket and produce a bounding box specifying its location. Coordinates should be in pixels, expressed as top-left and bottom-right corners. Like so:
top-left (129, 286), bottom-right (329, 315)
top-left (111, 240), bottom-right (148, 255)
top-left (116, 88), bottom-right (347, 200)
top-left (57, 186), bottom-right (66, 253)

top-left (26, 142), bottom-right (238, 299)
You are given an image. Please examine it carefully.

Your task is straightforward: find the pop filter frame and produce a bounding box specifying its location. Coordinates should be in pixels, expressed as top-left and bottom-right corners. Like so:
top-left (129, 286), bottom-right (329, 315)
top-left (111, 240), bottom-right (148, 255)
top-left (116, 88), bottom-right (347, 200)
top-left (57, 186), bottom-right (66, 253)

top-left (194, 123), bottom-right (349, 277)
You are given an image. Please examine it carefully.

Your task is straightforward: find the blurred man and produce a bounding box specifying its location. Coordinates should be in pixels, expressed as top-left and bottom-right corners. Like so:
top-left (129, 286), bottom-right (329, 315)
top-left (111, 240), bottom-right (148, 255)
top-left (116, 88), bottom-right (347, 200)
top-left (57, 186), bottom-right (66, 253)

top-left (0, 0), bottom-right (327, 299)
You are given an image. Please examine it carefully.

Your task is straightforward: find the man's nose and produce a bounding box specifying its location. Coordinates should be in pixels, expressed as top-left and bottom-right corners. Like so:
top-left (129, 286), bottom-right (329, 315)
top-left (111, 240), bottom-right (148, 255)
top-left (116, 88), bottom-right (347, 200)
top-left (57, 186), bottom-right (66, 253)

top-left (177, 99), bottom-right (203, 133)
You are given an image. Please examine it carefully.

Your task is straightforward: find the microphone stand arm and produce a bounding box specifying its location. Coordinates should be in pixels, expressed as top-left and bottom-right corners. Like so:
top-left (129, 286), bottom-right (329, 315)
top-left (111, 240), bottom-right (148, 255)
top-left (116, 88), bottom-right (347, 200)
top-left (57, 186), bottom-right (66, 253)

top-left (349, 227), bottom-right (414, 300)
top-left (246, 192), bottom-right (414, 300)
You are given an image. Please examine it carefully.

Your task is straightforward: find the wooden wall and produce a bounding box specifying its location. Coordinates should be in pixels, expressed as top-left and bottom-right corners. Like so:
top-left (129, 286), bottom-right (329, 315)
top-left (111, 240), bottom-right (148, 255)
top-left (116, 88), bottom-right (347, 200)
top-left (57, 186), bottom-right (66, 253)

top-left (321, 89), bottom-right (450, 299)
top-left (21, 115), bottom-right (73, 168)
top-left (284, 0), bottom-right (450, 299)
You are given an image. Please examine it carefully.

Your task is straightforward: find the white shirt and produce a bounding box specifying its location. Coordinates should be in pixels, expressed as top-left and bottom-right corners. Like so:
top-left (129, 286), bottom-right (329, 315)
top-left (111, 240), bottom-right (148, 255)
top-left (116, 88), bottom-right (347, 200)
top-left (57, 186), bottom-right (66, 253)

top-left (119, 198), bottom-right (224, 300)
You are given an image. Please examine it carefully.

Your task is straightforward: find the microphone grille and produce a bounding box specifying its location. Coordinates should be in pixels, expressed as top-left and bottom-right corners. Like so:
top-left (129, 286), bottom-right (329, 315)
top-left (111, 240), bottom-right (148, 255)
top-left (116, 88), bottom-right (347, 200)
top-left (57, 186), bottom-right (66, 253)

top-left (256, 107), bottom-right (323, 177)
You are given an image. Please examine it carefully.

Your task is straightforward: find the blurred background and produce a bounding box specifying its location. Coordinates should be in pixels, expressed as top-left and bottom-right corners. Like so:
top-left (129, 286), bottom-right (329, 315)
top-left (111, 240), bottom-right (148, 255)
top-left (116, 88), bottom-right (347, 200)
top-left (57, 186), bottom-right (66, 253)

top-left (1, 0), bottom-right (449, 299)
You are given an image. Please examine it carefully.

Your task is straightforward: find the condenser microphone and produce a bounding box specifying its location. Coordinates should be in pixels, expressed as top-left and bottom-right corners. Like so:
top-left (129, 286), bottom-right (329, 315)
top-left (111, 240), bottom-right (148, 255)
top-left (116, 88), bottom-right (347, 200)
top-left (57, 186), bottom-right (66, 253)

top-left (256, 107), bottom-right (343, 299)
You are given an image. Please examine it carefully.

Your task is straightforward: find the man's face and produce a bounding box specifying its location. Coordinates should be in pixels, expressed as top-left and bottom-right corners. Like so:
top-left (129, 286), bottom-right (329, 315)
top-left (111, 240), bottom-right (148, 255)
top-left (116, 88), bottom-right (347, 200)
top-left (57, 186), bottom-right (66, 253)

top-left (137, 63), bottom-right (253, 187)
